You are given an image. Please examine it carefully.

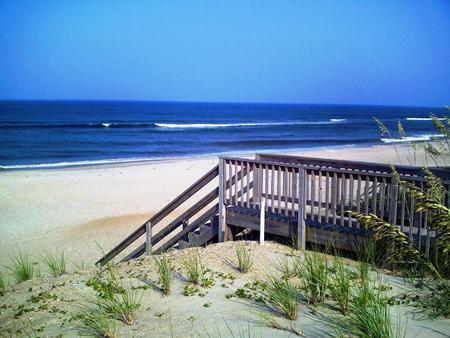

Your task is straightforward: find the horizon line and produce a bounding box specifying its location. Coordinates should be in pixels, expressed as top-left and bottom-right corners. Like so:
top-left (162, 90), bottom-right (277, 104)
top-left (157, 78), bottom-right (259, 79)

top-left (0, 98), bottom-right (445, 110)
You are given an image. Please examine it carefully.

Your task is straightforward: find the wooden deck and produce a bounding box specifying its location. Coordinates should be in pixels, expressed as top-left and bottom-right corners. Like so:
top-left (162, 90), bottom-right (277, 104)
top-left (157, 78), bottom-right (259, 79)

top-left (97, 154), bottom-right (450, 265)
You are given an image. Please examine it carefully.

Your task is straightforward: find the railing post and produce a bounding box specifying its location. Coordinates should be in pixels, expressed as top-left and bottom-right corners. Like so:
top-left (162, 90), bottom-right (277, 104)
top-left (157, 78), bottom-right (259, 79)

top-left (254, 154), bottom-right (262, 206)
top-left (218, 157), bottom-right (226, 242)
top-left (145, 221), bottom-right (152, 255)
top-left (297, 169), bottom-right (306, 250)
top-left (260, 197), bottom-right (265, 245)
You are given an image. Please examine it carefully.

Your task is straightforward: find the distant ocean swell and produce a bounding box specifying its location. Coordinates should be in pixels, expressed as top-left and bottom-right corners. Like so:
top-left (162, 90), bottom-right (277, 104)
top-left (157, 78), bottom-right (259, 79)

top-left (0, 119), bottom-right (349, 130)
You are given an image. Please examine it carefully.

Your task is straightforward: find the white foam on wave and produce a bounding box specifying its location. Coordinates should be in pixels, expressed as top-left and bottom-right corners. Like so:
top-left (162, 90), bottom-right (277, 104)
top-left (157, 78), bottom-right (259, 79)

top-left (155, 120), bottom-right (346, 129)
top-left (102, 123), bottom-right (112, 127)
top-left (0, 157), bottom-right (164, 170)
top-left (381, 134), bottom-right (443, 143)
top-left (406, 117), bottom-right (446, 121)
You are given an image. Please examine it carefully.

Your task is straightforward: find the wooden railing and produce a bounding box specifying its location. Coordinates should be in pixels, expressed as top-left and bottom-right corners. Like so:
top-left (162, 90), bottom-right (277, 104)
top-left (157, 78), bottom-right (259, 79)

top-left (96, 165), bottom-right (220, 266)
top-left (219, 156), bottom-right (450, 256)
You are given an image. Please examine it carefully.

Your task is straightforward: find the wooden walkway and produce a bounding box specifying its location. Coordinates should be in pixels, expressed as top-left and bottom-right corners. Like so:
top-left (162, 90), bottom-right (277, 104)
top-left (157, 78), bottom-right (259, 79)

top-left (97, 154), bottom-right (450, 265)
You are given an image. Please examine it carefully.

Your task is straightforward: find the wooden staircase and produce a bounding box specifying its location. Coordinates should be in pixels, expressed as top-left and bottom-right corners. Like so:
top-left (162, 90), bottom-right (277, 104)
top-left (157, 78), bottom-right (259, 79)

top-left (96, 162), bottom-right (247, 266)
top-left (96, 165), bottom-right (221, 266)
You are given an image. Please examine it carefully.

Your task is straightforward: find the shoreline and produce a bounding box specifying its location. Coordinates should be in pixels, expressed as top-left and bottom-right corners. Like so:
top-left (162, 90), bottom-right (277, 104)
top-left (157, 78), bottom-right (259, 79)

top-left (0, 141), bottom-right (427, 172)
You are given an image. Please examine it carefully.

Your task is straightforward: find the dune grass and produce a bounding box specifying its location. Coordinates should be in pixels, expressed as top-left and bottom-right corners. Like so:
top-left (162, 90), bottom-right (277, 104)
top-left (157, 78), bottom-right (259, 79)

top-left (7, 252), bottom-right (36, 283)
top-left (337, 277), bottom-right (396, 338)
top-left (235, 241), bottom-right (253, 273)
top-left (294, 251), bottom-right (329, 306)
top-left (100, 289), bottom-right (142, 325)
top-left (328, 257), bottom-right (352, 315)
top-left (181, 249), bottom-right (204, 285)
top-left (41, 249), bottom-right (67, 277)
top-left (154, 254), bottom-right (173, 295)
top-left (73, 301), bottom-right (117, 338)
top-left (84, 264), bottom-right (142, 327)
top-left (262, 274), bottom-right (299, 320)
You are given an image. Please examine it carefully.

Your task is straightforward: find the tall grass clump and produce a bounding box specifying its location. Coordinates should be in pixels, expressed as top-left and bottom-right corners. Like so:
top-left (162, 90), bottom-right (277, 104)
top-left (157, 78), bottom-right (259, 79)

top-left (154, 254), bottom-right (173, 295)
top-left (328, 257), bottom-right (352, 315)
top-left (7, 252), bottom-right (35, 283)
top-left (100, 289), bottom-right (142, 325)
top-left (181, 249), bottom-right (203, 285)
top-left (335, 277), bottom-right (396, 338)
top-left (262, 274), bottom-right (299, 320)
top-left (355, 239), bottom-right (376, 282)
top-left (73, 302), bottom-right (117, 338)
top-left (235, 241), bottom-right (254, 273)
top-left (85, 264), bottom-right (142, 326)
top-left (294, 251), bottom-right (329, 305)
top-left (41, 249), bottom-right (66, 277)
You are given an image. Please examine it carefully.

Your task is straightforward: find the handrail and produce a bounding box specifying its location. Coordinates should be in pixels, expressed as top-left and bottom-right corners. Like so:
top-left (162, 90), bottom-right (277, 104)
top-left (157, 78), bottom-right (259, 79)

top-left (223, 156), bottom-right (450, 183)
top-left (96, 164), bottom-right (219, 266)
top-left (126, 204), bottom-right (220, 259)
top-left (256, 153), bottom-right (450, 180)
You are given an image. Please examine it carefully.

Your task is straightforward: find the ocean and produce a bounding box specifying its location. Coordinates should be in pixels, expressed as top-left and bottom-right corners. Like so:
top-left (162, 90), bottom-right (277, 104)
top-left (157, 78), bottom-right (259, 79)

top-left (0, 100), bottom-right (447, 169)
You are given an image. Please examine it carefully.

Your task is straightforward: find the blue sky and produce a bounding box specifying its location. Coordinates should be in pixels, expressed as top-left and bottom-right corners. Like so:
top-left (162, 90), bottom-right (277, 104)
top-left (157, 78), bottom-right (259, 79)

top-left (0, 1), bottom-right (449, 106)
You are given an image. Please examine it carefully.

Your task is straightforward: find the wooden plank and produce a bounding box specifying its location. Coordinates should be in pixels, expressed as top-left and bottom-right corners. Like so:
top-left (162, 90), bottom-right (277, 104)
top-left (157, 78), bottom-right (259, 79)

top-left (409, 195), bottom-right (415, 241)
top-left (332, 173), bottom-right (338, 224)
top-left (356, 175), bottom-right (362, 213)
top-left (371, 176), bottom-right (378, 214)
top-left (400, 188), bottom-right (406, 232)
top-left (270, 165), bottom-right (275, 213)
top-left (291, 170), bottom-right (297, 217)
top-left (379, 178), bottom-right (386, 219)
top-left (297, 169), bottom-right (306, 249)
top-left (388, 182), bottom-right (398, 225)
top-left (246, 162), bottom-right (251, 208)
top-left (340, 173), bottom-right (346, 227)
top-left (311, 170), bottom-right (316, 221)
top-left (364, 175), bottom-right (370, 214)
top-left (277, 166), bottom-right (282, 213)
top-left (145, 221), bottom-right (152, 255)
top-left (284, 167), bottom-right (288, 215)
top-left (318, 171), bottom-right (323, 222)
top-left (349, 174), bottom-right (354, 227)
top-left (325, 172), bottom-right (330, 224)
top-left (228, 161), bottom-right (233, 205)
top-left (218, 158), bottom-right (226, 242)
top-left (265, 164), bottom-right (269, 212)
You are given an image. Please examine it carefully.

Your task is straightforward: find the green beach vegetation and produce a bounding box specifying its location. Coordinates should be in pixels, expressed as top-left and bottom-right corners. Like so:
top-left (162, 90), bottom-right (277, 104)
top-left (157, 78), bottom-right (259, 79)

top-left (154, 253), bottom-right (173, 296)
top-left (235, 241), bottom-right (254, 273)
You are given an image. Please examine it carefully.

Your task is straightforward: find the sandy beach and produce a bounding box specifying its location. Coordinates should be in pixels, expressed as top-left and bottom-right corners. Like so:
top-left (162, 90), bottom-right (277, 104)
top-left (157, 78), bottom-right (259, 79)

top-left (0, 143), bottom-right (434, 267)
